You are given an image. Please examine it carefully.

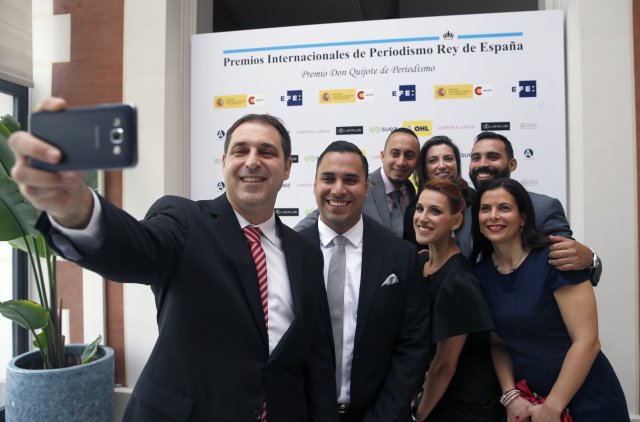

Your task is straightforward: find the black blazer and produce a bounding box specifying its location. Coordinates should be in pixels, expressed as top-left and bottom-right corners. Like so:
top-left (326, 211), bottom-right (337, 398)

top-left (38, 194), bottom-right (338, 422)
top-left (299, 216), bottom-right (429, 422)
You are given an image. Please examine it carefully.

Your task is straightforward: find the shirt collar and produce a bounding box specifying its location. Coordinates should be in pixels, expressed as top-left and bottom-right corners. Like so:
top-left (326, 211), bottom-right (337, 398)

top-left (380, 167), bottom-right (407, 196)
top-left (318, 216), bottom-right (364, 248)
top-left (234, 210), bottom-right (278, 247)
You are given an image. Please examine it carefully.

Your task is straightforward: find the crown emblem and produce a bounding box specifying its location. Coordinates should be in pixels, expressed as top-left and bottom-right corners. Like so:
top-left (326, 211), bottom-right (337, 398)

top-left (442, 31), bottom-right (454, 40)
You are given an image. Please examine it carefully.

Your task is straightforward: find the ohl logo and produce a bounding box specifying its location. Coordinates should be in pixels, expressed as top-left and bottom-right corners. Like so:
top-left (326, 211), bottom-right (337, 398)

top-left (413, 125), bottom-right (429, 132)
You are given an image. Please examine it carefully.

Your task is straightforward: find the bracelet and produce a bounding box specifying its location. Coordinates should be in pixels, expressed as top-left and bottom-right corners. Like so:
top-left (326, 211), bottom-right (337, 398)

top-left (499, 389), bottom-right (521, 406)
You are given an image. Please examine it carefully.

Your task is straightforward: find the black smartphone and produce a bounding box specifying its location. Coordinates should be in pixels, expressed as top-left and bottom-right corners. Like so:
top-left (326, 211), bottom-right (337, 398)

top-left (29, 103), bottom-right (138, 171)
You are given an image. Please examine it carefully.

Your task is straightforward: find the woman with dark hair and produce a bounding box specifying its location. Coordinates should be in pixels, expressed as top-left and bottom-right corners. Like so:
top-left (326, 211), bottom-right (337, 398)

top-left (412, 178), bottom-right (501, 421)
top-left (404, 136), bottom-right (473, 249)
top-left (472, 179), bottom-right (628, 422)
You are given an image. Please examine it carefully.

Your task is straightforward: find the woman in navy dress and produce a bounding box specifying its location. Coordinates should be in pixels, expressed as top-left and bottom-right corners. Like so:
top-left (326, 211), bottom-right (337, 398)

top-left (412, 178), bottom-right (501, 421)
top-left (471, 178), bottom-right (628, 422)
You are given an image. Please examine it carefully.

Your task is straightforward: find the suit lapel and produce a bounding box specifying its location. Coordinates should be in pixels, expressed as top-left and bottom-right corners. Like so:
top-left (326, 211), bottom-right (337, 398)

top-left (354, 219), bottom-right (384, 346)
top-left (210, 195), bottom-right (269, 350)
top-left (369, 169), bottom-right (392, 227)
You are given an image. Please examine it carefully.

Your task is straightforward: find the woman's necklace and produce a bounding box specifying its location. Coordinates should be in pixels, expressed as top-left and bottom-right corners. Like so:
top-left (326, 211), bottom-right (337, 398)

top-left (494, 251), bottom-right (529, 274)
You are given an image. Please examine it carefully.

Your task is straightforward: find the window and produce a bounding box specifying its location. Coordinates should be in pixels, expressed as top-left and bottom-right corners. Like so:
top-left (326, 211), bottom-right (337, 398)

top-left (0, 79), bottom-right (28, 409)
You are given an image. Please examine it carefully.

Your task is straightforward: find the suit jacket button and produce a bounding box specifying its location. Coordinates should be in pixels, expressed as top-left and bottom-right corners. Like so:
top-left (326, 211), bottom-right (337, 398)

top-left (252, 408), bottom-right (261, 420)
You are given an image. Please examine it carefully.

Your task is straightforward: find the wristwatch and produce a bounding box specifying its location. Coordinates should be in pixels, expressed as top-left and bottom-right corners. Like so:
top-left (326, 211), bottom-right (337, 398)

top-left (587, 250), bottom-right (600, 270)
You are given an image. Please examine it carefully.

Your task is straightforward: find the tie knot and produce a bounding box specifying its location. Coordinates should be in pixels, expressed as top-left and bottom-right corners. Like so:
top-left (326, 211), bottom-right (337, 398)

top-left (242, 226), bottom-right (262, 244)
top-left (332, 235), bottom-right (347, 248)
top-left (390, 189), bottom-right (402, 203)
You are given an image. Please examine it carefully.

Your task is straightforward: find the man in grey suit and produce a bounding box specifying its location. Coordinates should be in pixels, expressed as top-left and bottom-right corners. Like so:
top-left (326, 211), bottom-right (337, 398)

top-left (295, 128), bottom-right (419, 238)
top-left (299, 141), bottom-right (429, 421)
top-left (458, 131), bottom-right (602, 282)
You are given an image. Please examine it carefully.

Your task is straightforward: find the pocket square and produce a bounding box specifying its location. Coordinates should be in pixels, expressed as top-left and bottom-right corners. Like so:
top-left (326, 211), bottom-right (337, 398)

top-left (381, 274), bottom-right (399, 286)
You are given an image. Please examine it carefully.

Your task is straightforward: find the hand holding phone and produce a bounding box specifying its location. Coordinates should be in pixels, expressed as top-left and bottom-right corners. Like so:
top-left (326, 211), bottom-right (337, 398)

top-left (29, 103), bottom-right (138, 171)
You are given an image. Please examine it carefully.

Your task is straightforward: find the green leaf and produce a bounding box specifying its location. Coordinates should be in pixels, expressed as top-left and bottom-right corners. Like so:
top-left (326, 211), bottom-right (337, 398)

top-left (0, 300), bottom-right (49, 331)
top-left (8, 233), bottom-right (55, 257)
top-left (81, 335), bottom-right (102, 364)
top-left (0, 175), bottom-right (39, 240)
top-left (0, 121), bottom-right (14, 177)
top-left (32, 330), bottom-right (47, 349)
top-left (1, 114), bottom-right (20, 133)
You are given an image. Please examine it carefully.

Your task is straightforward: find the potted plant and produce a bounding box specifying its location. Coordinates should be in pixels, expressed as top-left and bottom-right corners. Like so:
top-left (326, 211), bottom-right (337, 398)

top-left (0, 114), bottom-right (114, 421)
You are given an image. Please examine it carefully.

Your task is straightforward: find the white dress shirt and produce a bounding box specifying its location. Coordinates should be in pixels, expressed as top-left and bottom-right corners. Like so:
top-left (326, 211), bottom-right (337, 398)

top-left (51, 190), bottom-right (295, 354)
top-left (317, 217), bottom-right (364, 403)
top-left (234, 211), bottom-right (294, 354)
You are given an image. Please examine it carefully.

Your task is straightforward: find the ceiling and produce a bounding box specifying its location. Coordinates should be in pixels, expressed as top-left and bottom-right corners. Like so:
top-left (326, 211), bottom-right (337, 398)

top-left (213, 0), bottom-right (539, 32)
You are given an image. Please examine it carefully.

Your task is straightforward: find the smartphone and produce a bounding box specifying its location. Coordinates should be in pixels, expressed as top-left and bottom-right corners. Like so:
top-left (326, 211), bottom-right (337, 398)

top-left (29, 103), bottom-right (138, 171)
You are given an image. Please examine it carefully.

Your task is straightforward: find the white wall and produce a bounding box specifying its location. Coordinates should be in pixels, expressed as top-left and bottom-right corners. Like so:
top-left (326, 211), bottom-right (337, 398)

top-left (562, 0), bottom-right (638, 413)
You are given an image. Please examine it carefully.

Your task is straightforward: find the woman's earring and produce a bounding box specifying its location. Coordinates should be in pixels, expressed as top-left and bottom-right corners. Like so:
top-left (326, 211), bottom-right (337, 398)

top-left (451, 229), bottom-right (456, 239)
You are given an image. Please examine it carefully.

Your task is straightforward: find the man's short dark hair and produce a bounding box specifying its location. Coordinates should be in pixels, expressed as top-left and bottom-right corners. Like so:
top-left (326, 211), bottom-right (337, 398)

top-left (384, 127), bottom-right (419, 150)
top-left (316, 140), bottom-right (369, 178)
top-left (224, 114), bottom-right (291, 161)
top-left (474, 132), bottom-right (514, 160)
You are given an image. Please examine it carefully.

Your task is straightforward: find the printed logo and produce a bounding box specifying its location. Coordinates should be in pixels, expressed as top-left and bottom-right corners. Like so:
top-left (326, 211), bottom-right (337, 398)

top-left (402, 120), bottom-right (432, 137)
top-left (214, 95), bottom-right (247, 109)
top-left (437, 124), bottom-right (476, 131)
top-left (474, 85), bottom-right (493, 97)
top-left (216, 181), bottom-right (225, 191)
top-left (434, 84), bottom-right (473, 99)
top-left (392, 85), bottom-right (416, 102)
top-left (247, 94), bottom-right (264, 106)
top-left (481, 122), bottom-right (510, 131)
top-left (356, 89), bottom-right (374, 102)
top-left (519, 122), bottom-right (537, 130)
top-left (512, 80), bottom-right (537, 97)
top-left (336, 126), bottom-right (364, 135)
top-left (290, 155), bottom-right (299, 163)
top-left (216, 130), bottom-right (225, 139)
top-left (520, 179), bottom-right (538, 187)
top-left (295, 128), bottom-right (331, 135)
top-left (369, 126), bottom-right (397, 134)
top-left (523, 148), bottom-right (534, 159)
top-left (320, 89), bottom-right (356, 104)
top-left (281, 90), bottom-right (303, 106)
top-left (275, 208), bottom-right (299, 217)
top-left (442, 31), bottom-right (454, 40)
top-left (282, 182), bottom-right (291, 188)
top-left (304, 155), bottom-right (317, 163)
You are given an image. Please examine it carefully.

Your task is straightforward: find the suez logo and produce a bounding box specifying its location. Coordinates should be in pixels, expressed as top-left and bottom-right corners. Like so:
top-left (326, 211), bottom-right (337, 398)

top-left (369, 126), bottom-right (397, 134)
top-left (335, 126), bottom-right (364, 135)
top-left (392, 85), bottom-right (416, 101)
top-left (481, 122), bottom-right (510, 131)
top-left (280, 90), bottom-right (303, 106)
top-left (512, 80), bottom-right (537, 97)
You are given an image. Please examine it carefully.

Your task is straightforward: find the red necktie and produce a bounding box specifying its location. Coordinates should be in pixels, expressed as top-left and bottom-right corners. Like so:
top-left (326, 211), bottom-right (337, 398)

top-left (242, 226), bottom-right (268, 422)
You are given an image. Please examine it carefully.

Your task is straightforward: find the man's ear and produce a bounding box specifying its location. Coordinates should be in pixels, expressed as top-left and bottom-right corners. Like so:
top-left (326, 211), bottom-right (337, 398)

top-left (508, 158), bottom-right (518, 172)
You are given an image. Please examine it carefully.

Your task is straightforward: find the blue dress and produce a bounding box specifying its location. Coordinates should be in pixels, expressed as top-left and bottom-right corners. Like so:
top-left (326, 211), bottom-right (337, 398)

top-left (474, 247), bottom-right (629, 421)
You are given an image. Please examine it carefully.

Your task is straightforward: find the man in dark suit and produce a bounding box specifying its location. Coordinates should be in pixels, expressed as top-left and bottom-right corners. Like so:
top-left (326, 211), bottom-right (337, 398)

top-left (298, 141), bottom-right (429, 421)
top-left (295, 128), bottom-right (419, 238)
top-left (458, 131), bottom-right (602, 282)
top-left (9, 98), bottom-right (338, 421)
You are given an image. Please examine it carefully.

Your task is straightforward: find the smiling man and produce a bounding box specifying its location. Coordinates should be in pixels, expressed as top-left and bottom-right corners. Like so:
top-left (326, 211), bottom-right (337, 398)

top-left (459, 131), bottom-right (602, 284)
top-left (9, 101), bottom-right (338, 422)
top-left (295, 128), bottom-right (420, 238)
top-left (298, 140), bottom-right (429, 422)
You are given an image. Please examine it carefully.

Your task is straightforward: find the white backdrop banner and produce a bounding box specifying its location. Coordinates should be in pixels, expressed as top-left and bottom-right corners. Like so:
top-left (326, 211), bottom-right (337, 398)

top-left (191, 10), bottom-right (566, 226)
